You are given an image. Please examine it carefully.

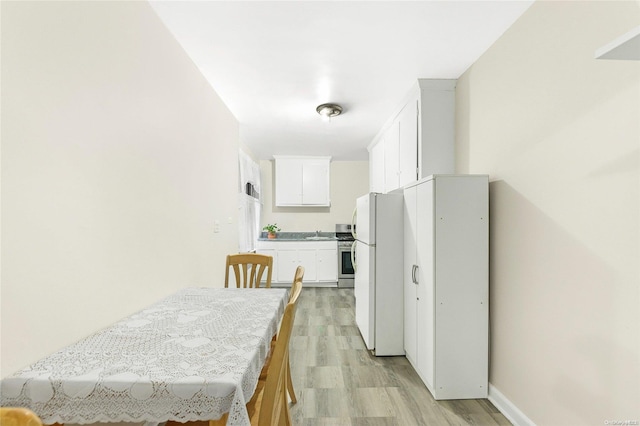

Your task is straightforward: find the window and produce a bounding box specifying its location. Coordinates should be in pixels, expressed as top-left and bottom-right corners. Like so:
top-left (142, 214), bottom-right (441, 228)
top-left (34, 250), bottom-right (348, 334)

top-left (238, 150), bottom-right (261, 253)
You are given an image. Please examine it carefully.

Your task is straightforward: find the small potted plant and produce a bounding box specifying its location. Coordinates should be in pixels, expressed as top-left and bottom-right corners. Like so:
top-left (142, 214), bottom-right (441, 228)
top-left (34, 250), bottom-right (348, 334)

top-left (263, 223), bottom-right (281, 239)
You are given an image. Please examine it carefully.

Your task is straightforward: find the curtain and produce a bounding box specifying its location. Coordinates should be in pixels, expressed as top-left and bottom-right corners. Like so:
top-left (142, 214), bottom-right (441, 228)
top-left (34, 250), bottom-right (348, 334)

top-left (238, 150), bottom-right (261, 253)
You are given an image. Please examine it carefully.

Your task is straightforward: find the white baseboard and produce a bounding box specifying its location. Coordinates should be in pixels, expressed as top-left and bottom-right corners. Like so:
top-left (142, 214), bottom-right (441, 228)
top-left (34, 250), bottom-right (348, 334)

top-left (271, 281), bottom-right (338, 288)
top-left (488, 383), bottom-right (536, 426)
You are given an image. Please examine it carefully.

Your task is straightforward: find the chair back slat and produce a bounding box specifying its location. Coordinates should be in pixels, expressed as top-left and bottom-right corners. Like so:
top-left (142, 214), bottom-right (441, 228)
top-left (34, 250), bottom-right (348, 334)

top-left (253, 264), bottom-right (267, 287)
top-left (225, 253), bottom-right (273, 288)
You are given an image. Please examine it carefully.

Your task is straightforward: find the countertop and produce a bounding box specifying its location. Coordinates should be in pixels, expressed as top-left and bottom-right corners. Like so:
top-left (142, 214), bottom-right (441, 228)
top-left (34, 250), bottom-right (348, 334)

top-left (258, 231), bottom-right (337, 242)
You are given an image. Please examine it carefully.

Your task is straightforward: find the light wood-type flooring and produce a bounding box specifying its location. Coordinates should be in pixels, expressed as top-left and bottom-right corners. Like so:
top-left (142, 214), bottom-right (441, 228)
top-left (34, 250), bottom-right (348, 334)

top-left (288, 287), bottom-right (511, 426)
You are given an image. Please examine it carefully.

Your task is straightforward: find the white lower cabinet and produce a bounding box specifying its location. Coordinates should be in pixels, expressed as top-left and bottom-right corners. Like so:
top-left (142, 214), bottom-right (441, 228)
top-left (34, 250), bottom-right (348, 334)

top-left (404, 175), bottom-right (489, 400)
top-left (316, 249), bottom-right (338, 282)
top-left (256, 241), bottom-right (337, 285)
top-left (277, 247), bottom-right (317, 282)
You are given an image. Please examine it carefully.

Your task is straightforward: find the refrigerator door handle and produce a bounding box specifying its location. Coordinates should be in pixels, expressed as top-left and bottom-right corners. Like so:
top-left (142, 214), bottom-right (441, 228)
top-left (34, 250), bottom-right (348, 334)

top-left (351, 241), bottom-right (357, 273)
top-left (351, 206), bottom-right (357, 239)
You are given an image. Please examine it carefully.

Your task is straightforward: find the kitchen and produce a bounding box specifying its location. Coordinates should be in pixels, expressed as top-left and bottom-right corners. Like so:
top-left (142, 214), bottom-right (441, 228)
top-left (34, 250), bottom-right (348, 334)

top-left (2, 2), bottom-right (638, 426)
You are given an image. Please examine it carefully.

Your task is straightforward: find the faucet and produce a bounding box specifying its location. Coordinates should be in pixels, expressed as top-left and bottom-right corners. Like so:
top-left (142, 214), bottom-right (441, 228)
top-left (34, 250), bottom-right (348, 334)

top-left (315, 230), bottom-right (321, 236)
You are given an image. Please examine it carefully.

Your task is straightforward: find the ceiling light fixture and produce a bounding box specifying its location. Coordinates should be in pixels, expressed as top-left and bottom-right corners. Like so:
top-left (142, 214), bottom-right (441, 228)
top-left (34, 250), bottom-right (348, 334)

top-left (316, 103), bottom-right (343, 118)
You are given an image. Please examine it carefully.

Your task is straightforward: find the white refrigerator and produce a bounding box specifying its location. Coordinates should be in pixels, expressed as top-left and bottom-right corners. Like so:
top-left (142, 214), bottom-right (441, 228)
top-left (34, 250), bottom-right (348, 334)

top-left (352, 192), bottom-right (404, 356)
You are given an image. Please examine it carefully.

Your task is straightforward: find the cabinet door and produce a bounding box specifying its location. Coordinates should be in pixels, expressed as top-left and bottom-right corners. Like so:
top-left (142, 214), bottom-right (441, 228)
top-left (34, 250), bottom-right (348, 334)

top-left (302, 161), bottom-right (330, 205)
top-left (316, 248), bottom-right (337, 281)
top-left (418, 81), bottom-right (456, 178)
top-left (403, 186), bottom-right (418, 364)
top-left (275, 159), bottom-right (303, 206)
top-left (384, 121), bottom-right (400, 193)
top-left (370, 141), bottom-right (385, 193)
top-left (432, 176), bottom-right (489, 398)
top-left (277, 249), bottom-right (299, 283)
top-left (398, 98), bottom-right (418, 187)
top-left (416, 180), bottom-right (435, 387)
top-left (297, 248), bottom-right (317, 282)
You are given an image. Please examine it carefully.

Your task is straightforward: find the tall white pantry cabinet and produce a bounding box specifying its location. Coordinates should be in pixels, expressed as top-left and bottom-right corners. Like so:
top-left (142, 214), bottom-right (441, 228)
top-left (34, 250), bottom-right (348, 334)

top-left (403, 175), bottom-right (489, 400)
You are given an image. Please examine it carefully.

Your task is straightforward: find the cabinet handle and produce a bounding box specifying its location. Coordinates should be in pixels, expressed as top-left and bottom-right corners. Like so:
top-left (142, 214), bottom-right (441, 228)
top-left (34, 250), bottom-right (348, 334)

top-left (414, 265), bottom-right (419, 285)
top-left (411, 265), bottom-right (416, 284)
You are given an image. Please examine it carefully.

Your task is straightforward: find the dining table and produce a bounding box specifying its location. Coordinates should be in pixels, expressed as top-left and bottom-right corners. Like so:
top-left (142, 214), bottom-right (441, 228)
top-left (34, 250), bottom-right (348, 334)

top-left (0, 287), bottom-right (289, 426)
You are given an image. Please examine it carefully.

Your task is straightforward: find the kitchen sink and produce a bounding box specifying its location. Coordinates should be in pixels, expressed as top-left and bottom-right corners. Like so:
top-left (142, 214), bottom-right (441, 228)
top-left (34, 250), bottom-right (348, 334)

top-left (305, 236), bottom-right (332, 240)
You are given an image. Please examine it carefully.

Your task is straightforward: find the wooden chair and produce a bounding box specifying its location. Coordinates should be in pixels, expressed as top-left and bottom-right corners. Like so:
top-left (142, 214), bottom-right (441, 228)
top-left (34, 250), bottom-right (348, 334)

top-left (225, 253), bottom-right (273, 288)
top-left (256, 281), bottom-right (301, 426)
top-left (0, 408), bottom-right (43, 426)
top-left (209, 280), bottom-right (302, 426)
top-left (284, 266), bottom-right (304, 403)
top-left (263, 266), bottom-right (304, 379)
top-left (292, 266), bottom-right (304, 297)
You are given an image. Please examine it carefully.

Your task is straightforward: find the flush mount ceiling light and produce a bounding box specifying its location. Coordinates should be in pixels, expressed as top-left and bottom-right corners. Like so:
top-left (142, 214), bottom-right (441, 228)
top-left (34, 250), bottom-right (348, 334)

top-left (316, 103), bottom-right (343, 118)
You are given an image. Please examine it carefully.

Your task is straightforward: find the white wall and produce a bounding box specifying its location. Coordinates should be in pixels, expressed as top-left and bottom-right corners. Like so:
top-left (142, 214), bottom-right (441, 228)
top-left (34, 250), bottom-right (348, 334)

top-left (260, 160), bottom-right (369, 232)
top-left (1, 1), bottom-right (240, 376)
top-left (456, 1), bottom-right (639, 424)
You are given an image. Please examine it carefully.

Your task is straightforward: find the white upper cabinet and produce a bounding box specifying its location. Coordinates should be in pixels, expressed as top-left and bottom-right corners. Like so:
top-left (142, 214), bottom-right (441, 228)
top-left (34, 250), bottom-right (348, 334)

top-left (384, 120), bottom-right (400, 193)
top-left (275, 158), bottom-right (303, 205)
top-left (274, 156), bottom-right (331, 207)
top-left (301, 162), bottom-right (329, 205)
top-left (368, 79), bottom-right (455, 193)
top-left (417, 79), bottom-right (455, 180)
top-left (369, 139), bottom-right (385, 193)
top-left (398, 94), bottom-right (419, 187)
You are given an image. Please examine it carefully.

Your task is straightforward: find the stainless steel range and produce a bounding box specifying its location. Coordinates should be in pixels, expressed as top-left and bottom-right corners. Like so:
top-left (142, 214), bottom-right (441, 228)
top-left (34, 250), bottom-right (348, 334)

top-left (335, 224), bottom-right (355, 288)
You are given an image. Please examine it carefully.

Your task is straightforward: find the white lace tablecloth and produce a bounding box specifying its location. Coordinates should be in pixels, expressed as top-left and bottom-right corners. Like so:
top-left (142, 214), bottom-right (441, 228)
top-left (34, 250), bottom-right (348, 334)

top-left (0, 287), bottom-right (288, 426)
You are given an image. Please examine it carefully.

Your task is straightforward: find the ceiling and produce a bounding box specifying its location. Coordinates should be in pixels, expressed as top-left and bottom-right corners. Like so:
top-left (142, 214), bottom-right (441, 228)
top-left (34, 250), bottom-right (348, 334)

top-left (149, 1), bottom-right (534, 161)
